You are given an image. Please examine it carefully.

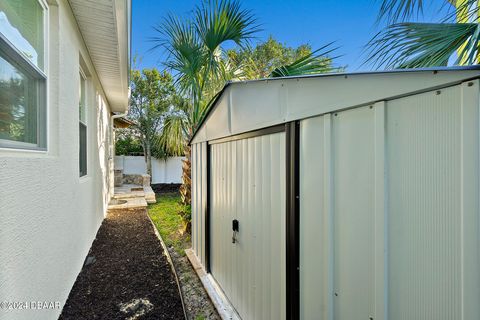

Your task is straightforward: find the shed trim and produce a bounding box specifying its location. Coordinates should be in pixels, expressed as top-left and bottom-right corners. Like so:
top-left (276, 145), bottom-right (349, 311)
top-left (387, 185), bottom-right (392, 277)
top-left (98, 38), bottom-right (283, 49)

top-left (286, 121), bottom-right (301, 320)
top-left (207, 124), bottom-right (285, 145)
top-left (205, 142), bottom-right (211, 273)
top-left (189, 66), bottom-right (480, 145)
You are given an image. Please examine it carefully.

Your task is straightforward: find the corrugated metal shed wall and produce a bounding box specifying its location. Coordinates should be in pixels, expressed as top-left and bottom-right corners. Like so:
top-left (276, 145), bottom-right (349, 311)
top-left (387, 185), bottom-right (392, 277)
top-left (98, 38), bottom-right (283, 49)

top-left (209, 133), bottom-right (286, 320)
top-left (191, 77), bottom-right (480, 320)
top-left (191, 142), bottom-right (207, 266)
top-left (191, 69), bottom-right (480, 144)
top-left (299, 81), bottom-right (480, 319)
top-left (299, 114), bottom-right (330, 320)
top-left (386, 82), bottom-right (480, 319)
top-left (333, 106), bottom-right (376, 319)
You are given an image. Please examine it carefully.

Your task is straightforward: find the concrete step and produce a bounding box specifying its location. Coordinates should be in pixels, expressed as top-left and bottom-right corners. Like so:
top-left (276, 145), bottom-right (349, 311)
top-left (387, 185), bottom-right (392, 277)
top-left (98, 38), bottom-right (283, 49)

top-left (108, 197), bottom-right (147, 210)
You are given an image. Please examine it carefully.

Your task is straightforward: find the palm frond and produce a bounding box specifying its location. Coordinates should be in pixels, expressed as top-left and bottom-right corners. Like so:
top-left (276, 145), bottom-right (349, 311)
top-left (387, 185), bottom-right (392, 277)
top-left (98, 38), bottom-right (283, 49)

top-left (152, 14), bottom-right (204, 95)
top-left (442, 0), bottom-right (478, 23)
top-left (194, 0), bottom-right (260, 99)
top-left (366, 22), bottom-right (479, 69)
top-left (195, 0), bottom-right (260, 52)
top-left (152, 0), bottom-right (261, 129)
top-left (376, 0), bottom-right (426, 24)
top-left (269, 43), bottom-right (341, 78)
top-left (158, 113), bottom-right (188, 158)
top-left (171, 95), bottom-right (193, 124)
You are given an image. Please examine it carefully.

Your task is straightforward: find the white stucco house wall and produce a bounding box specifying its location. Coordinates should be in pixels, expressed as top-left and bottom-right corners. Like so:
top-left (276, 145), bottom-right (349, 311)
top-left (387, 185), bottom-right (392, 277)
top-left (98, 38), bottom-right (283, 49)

top-left (0, 1), bottom-right (130, 319)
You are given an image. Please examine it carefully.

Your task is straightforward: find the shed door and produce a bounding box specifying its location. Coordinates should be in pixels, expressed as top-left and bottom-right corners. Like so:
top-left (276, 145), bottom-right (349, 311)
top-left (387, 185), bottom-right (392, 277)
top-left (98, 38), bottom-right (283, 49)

top-left (210, 132), bottom-right (286, 320)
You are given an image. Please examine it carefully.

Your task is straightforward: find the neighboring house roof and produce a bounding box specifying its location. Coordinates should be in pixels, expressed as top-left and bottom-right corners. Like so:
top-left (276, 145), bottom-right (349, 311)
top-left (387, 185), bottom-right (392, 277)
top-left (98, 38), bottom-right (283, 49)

top-left (113, 116), bottom-right (135, 128)
top-left (69, 0), bottom-right (131, 113)
top-left (190, 66), bottom-right (480, 144)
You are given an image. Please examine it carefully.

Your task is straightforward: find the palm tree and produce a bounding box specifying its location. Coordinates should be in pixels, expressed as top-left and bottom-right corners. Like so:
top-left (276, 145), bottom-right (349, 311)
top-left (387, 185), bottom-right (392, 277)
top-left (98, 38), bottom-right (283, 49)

top-left (366, 0), bottom-right (480, 68)
top-left (153, 0), bottom-right (338, 205)
top-left (151, 0), bottom-right (258, 204)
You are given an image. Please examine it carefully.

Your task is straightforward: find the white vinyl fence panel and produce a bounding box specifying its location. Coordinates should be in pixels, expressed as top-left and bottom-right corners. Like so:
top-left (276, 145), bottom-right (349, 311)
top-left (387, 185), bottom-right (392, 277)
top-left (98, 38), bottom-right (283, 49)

top-left (114, 156), bottom-right (184, 184)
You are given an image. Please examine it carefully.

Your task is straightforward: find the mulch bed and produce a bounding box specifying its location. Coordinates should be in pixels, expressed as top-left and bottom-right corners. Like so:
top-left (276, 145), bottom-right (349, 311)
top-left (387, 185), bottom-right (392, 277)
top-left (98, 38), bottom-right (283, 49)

top-left (59, 208), bottom-right (185, 320)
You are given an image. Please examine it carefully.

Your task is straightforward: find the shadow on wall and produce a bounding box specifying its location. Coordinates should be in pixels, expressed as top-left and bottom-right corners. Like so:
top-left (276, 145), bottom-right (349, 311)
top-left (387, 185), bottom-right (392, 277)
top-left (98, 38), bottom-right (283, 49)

top-left (96, 92), bottom-right (111, 214)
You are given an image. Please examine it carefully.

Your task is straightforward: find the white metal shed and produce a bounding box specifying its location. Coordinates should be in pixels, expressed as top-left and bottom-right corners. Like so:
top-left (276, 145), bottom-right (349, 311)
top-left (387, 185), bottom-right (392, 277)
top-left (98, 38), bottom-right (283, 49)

top-left (189, 67), bottom-right (480, 320)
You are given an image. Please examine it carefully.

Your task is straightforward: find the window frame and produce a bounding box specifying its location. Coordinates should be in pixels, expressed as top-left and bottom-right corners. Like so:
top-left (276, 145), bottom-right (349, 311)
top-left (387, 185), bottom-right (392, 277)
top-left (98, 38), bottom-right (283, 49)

top-left (79, 68), bottom-right (87, 125)
top-left (0, 0), bottom-right (48, 151)
top-left (79, 68), bottom-right (88, 177)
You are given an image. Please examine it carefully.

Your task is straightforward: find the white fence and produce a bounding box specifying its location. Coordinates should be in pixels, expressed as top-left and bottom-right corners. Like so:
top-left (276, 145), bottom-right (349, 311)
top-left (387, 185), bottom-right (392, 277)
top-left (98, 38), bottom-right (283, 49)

top-left (114, 156), bottom-right (184, 184)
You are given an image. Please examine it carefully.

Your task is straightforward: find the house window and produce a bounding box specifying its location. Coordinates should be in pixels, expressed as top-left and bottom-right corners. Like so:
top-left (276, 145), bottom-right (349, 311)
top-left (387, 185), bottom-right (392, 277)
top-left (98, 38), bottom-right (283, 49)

top-left (79, 71), bottom-right (87, 177)
top-left (0, 0), bottom-right (47, 150)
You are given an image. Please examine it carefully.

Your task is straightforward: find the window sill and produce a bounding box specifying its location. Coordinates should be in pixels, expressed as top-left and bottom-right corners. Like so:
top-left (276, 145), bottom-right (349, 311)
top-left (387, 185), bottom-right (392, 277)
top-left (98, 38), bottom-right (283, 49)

top-left (0, 147), bottom-right (50, 158)
top-left (79, 175), bottom-right (91, 183)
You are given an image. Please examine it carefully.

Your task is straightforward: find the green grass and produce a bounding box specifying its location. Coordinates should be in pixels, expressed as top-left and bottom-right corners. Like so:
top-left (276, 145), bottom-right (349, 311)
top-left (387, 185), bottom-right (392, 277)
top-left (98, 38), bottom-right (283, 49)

top-left (148, 192), bottom-right (191, 255)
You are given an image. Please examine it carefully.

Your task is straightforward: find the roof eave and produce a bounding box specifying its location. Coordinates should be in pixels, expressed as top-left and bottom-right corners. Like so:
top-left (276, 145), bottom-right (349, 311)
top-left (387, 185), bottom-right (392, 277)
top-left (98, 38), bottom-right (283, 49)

top-left (69, 0), bottom-right (131, 113)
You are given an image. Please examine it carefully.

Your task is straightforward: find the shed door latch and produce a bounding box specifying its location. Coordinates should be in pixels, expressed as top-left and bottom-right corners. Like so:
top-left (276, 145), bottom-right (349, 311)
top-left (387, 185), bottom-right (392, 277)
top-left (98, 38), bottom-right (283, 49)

top-left (232, 219), bottom-right (239, 243)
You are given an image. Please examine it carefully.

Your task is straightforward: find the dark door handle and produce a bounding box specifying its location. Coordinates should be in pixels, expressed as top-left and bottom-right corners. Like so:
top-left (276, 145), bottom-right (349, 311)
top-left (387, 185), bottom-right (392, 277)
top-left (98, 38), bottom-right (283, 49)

top-left (232, 219), bottom-right (239, 243)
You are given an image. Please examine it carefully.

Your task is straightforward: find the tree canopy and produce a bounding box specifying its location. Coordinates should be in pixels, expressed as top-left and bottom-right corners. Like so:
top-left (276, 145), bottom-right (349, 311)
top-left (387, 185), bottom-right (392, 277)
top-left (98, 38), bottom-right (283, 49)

top-left (123, 68), bottom-right (176, 175)
top-left (129, 68), bottom-right (175, 141)
top-left (227, 36), bottom-right (335, 79)
top-left (366, 0), bottom-right (480, 68)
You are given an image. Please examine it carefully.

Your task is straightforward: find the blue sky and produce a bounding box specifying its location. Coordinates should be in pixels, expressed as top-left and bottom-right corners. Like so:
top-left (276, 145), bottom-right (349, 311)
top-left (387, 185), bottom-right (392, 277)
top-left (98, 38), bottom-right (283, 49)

top-left (132, 0), bottom-right (453, 72)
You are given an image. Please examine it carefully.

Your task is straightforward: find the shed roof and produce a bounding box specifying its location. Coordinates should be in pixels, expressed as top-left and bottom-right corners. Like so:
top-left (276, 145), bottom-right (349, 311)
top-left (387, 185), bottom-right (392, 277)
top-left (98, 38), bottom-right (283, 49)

top-left (190, 66), bottom-right (480, 144)
top-left (113, 116), bottom-right (135, 128)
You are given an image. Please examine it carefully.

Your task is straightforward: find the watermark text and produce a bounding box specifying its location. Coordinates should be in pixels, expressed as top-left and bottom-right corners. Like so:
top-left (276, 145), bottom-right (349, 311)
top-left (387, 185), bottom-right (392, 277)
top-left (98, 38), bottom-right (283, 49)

top-left (0, 301), bottom-right (61, 310)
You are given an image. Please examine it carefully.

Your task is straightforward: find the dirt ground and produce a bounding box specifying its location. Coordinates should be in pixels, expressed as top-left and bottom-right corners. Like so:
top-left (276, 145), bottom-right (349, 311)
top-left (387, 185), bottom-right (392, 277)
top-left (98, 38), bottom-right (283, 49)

top-left (59, 208), bottom-right (185, 320)
top-left (167, 246), bottom-right (220, 320)
top-left (147, 191), bottom-right (220, 320)
top-left (151, 183), bottom-right (181, 194)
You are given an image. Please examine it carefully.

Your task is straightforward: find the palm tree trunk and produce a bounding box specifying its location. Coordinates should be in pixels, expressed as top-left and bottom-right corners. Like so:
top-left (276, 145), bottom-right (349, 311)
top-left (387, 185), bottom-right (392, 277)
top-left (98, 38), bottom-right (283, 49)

top-left (180, 143), bottom-right (191, 205)
top-left (145, 141), bottom-right (152, 178)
